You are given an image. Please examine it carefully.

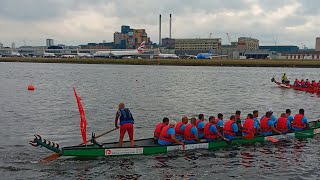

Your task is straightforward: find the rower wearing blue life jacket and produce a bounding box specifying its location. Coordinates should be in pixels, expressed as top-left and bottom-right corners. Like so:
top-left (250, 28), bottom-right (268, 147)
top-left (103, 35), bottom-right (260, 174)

top-left (292, 109), bottom-right (309, 131)
top-left (235, 110), bottom-right (242, 133)
top-left (158, 121), bottom-right (184, 145)
top-left (174, 117), bottom-right (188, 140)
top-left (285, 109), bottom-right (294, 123)
top-left (204, 116), bottom-right (227, 142)
top-left (260, 109), bottom-right (277, 123)
top-left (196, 114), bottom-right (205, 139)
top-left (223, 115), bottom-right (239, 140)
top-left (184, 117), bottom-right (199, 144)
top-left (260, 111), bottom-right (281, 136)
top-left (253, 110), bottom-right (260, 127)
top-left (215, 113), bottom-right (224, 134)
top-left (242, 114), bottom-right (259, 139)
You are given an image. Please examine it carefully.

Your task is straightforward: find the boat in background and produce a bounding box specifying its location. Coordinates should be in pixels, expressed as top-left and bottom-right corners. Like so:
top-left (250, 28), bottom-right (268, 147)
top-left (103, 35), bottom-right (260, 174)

top-left (271, 78), bottom-right (320, 94)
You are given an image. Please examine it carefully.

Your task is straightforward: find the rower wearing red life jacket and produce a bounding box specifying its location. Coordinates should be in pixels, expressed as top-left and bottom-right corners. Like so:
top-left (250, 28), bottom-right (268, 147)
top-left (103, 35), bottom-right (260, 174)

top-left (292, 109), bottom-right (309, 131)
top-left (153, 117), bottom-right (169, 144)
top-left (276, 113), bottom-right (291, 133)
top-left (174, 117), bottom-right (189, 140)
top-left (184, 117), bottom-right (199, 144)
top-left (311, 80), bottom-right (317, 87)
top-left (235, 110), bottom-right (242, 133)
top-left (305, 79), bottom-right (311, 87)
top-left (158, 121), bottom-right (184, 145)
top-left (300, 79), bottom-right (305, 87)
top-left (317, 80), bottom-right (320, 88)
top-left (115, 103), bottom-right (135, 147)
top-left (215, 113), bottom-right (224, 134)
top-left (204, 116), bottom-right (227, 142)
top-left (294, 79), bottom-right (300, 86)
top-left (286, 109), bottom-right (294, 123)
top-left (242, 114), bottom-right (259, 139)
top-left (260, 111), bottom-right (281, 136)
top-left (223, 115), bottom-right (239, 140)
top-left (196, 114), bottom-right (205, 139)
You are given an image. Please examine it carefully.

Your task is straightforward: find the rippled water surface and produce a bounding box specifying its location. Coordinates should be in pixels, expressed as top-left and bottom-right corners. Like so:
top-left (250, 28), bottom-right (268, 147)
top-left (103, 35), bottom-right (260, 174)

top-left (0, 62), bottom-right (320, 179)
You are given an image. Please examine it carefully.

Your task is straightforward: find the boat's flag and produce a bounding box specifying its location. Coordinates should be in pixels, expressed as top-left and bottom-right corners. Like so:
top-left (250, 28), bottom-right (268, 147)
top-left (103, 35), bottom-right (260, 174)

top-left (73, 87), bottom-right (87, 145)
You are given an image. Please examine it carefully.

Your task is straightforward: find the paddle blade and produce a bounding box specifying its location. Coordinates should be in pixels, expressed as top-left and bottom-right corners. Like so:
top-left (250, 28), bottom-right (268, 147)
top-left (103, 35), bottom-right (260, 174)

top-left (73, 87), bottom-right (87, 145)
top-left (40, 153), bottom-right (61, 163)
top-left (266, 136), bottom-right (279, 142)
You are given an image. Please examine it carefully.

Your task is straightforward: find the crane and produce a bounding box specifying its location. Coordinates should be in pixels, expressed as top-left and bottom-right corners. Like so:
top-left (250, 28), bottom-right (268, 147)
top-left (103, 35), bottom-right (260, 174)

top-left (226, 33), bottom-right (231, 45)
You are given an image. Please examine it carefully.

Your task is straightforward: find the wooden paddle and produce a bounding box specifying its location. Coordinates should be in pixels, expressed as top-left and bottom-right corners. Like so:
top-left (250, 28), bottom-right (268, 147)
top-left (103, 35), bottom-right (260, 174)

top-left (40, 128), bottom-right (117, 163)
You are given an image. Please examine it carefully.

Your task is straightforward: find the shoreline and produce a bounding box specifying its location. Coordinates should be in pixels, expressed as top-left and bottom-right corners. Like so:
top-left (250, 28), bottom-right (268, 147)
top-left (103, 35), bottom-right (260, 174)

top-left (1, 57), bottom-right (320, 68)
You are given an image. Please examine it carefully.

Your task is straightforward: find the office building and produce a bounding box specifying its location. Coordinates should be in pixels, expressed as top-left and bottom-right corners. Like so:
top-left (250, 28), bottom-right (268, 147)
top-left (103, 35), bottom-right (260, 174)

top-left (174, 38), bottom-right (221, 55)
top-left (46, 39), bottom-right (54, 47)
top-left (113, 25), bottom-right (150, 49)
top-left (238, 37), bottom-right (259, 50)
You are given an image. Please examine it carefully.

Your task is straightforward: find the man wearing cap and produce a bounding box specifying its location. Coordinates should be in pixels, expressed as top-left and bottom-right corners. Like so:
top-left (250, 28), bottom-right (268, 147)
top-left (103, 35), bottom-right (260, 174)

top-left (158, 120), bottom-right (184, 145)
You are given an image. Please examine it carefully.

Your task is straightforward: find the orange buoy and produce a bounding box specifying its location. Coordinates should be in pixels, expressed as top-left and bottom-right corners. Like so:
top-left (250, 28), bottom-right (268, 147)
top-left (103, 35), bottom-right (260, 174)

top-left (28, 84), bottom-right (35, 91)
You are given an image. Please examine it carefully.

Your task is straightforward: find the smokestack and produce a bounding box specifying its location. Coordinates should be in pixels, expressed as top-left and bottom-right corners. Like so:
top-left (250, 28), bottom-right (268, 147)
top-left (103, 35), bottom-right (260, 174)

top-left (159, 14), bottom-right (162, 46)
top-left (169, 14), bottom-right (172, 39)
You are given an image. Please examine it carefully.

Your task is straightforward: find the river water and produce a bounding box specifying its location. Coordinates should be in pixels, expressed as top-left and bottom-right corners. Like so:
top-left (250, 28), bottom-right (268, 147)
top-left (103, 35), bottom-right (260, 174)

top-left (0, 62), bottom-right (319, 180)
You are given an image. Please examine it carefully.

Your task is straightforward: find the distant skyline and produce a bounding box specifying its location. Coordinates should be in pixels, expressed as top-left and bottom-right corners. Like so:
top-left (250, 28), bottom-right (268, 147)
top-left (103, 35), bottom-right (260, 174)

top-left (0, 0), bottom-right (319, 48)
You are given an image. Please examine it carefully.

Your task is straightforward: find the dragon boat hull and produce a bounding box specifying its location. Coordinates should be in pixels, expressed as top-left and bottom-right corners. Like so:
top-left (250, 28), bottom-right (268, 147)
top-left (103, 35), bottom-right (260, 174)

top-left (272, 78), bottom-right (320, 94)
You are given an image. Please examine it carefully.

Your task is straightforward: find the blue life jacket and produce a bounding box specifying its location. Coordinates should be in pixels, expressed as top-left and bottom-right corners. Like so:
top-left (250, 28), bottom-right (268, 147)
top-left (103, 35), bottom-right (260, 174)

top-left (119, 108), bottom-right (134, 125)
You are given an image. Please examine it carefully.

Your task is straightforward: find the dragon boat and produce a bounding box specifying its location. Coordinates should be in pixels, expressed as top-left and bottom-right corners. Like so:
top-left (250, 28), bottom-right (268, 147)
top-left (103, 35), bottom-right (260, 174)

top-left (271, 78), bottom-right (320, 94)
top-left (30, 121), bottom-right (320, 158)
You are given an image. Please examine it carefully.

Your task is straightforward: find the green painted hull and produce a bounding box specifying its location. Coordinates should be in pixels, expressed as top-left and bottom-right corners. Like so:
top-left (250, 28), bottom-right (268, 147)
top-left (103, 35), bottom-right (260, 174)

top-left (60, 122), bottom-right (320, 157)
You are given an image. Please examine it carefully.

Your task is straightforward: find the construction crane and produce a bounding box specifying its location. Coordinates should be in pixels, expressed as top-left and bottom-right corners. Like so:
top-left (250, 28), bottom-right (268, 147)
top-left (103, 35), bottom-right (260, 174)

top-left (226, 33), bottom-right (231, 45)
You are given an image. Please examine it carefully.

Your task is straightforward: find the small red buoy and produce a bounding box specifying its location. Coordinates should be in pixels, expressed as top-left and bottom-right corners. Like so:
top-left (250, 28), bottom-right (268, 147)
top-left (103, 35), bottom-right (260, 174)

top-left (28, 84), bottom-right (35, 91)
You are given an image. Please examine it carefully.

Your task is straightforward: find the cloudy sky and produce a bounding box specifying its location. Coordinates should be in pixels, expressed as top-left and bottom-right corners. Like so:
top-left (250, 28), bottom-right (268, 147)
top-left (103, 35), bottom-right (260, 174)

top-left (0, 0), bottom-right (319, 48)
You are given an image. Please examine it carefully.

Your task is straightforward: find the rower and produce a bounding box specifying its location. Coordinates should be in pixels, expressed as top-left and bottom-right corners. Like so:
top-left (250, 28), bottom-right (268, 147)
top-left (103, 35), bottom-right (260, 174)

top-left (317, 80), bottom-right (320, 88)
top-left (276, 113), bottom-right (290, 133)
top-left (196, 114), bottom-right (205, 139)
top-left (282, 73), bottom-right (289, 84)
top-left (158, 121), bottom-right (183, 145)
top-left (292, 109), bottom-right (309, 131)
top-left (261, 108), bottom-right (277, 123)
top-left (223, 115), bottom-right (239, 140)
top-left (204, 116), bottom-right (227, 142)
top-left (235, 110), bottom-right (242, 133)
top-left (115, 103), bottom-right (135, 147)
top-left (311, 80), bottom-right (317, 87)
top-left (253, 110), bottom-right (260, 126)
top-left (294, 79), bottom-right (300, 86)
top-left (285, 109), bottom-right (294, 123)
top-left (305, 79), bottom-right (310, 87)
top-left (184, 117), bottom-right (199, 144)
top-left (175, 116), bottom-right (188, 140)
top-left (215, 113), bottom-right (224, 134)
top-left (260, 111), bottom-right (281, 136)
top-left (300, 79), bottom-right (305, 87)
top-left (153, 117), bottom-right (169, 144)
top-left (242, 114), bottom-right (259, 139)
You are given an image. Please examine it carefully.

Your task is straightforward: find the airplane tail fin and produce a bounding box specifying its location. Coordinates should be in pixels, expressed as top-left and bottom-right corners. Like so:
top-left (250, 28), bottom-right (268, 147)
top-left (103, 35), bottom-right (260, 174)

top-left (137, 41), bottom-right (145, 52)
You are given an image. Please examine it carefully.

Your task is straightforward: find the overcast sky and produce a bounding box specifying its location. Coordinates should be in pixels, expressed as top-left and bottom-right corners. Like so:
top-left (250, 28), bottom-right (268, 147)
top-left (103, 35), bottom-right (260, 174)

top-left (0, 0), bottom-right (319, 48)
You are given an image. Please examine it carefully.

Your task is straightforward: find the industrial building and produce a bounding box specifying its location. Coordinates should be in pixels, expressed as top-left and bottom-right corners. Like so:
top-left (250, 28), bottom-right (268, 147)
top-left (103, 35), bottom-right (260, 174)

top-left (167, 38), bottom-right (222, 55)
top-left (113, 25), bottom-right (150, 49)
top-left (316, 37), bottom-right (320, 51)
top-left (237, 37), bottom-right (259, 50)
top-left (287, 50), bottom-right (320, 60)
top-left (259, 46), bottom-right (299, 54)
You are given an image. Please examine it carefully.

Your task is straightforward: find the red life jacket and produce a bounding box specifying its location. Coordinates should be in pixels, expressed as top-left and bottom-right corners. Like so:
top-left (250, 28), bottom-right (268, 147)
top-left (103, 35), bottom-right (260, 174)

top-left (292, 114), bottom-right (306, 129)
top-left (276, 117), bottom-right (289, 132)
top-left (294, 80), bottom-right (299, 85)
top-left (317, 82), bottom-right (320, 88)
top-left (196, 120), bottom-right (204, 134)
top-left (300, 80), bottom-right (305, 86)
top-left (285, 114), bottom-right (289, 118)
top-left (159, 126), bottom-right (175, 142)
top-left (204, 122), bottom-right (217, 139)
top-left (154, 123), bottom-right (166, 138)
top-left (223, 120), bottom-right (236, 136)
top-left (311, 82), bottom-right (317, 87)
top-left (306, 81), bottom-right (311, 87)
top-left (184, 124), bottom-right (195, 141)
top-left (260, 116), bottom-right (272, 132)
top-left (175, 121), bottom-right (184, 136)
top-left (242, 118), bottom-right (255, 135)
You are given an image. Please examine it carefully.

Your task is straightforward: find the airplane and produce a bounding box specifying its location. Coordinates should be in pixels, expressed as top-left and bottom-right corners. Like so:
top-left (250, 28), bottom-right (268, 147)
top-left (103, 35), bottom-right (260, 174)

top-left (76, 48), bottom-right (93, 58)
top-left (185, 49), bottom-right (228, 59)
top-left (61, 54), bottom-right (76, 58)
top-left (3, 51), bottom-right (23, 57)
top-left (43, 51), bottom-right (56, 58)
top-left (93, 41), bottom-right (145, 58)
top-left (157, 48), bottom-right (180, 59)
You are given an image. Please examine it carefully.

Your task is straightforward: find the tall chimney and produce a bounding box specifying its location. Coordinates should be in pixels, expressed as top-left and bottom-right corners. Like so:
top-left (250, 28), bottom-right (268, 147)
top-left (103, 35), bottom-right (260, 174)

top-left (159, 14), bottom-right (162, 46)
top-left (169, 14), bottom-right (172, 39)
